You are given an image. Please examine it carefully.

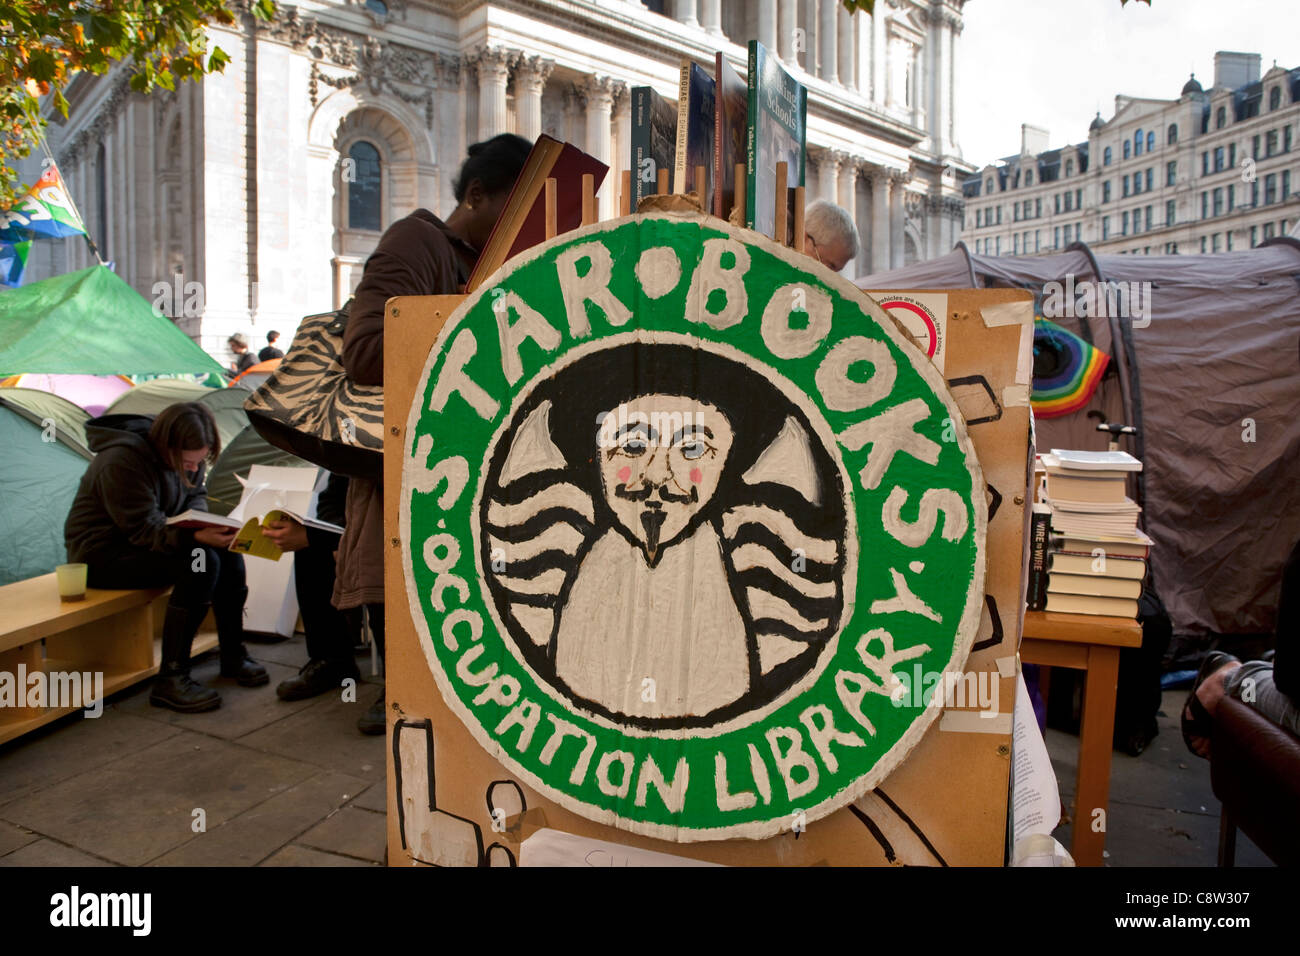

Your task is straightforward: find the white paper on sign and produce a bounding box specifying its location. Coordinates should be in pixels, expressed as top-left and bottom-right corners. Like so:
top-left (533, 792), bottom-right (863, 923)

top-left (867, 292), bottom-right (948, 373)
top-left (1011, 672), bottom-right (1060, 848)
top-left (519, 829), bottom-right (724, 867)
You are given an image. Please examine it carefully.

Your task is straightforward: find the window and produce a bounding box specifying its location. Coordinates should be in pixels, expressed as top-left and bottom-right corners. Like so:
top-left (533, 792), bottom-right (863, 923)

top-left (1054, 226), bottom-right (1060, 248)
top-left (1132, 209), bottom-right (1140, 234)
top-left (346, 140), bottom-right (383, 232)
top-left (1202, 151), bottom-right (1209, 175)
top-left (1145, 205), bottom-right (1153, 230)
top-left (1227, 232), bottom-right (1233, 251)
top-left (997, 206), bottom-right (1002, 224)
top-left (1014, 204), bottom-right (1020, 222)
top-left (996, 236), bottom-right (1001, 255)
top-left (1252, 181), bottom-right (1259, 206)
top-left (1271, 86), bottom-right (1283, 111)
top-left (1201, 191), bottom-right (1208, 218)
top-left (1026, 169), bottom-right (1034, 185)
top-left (1166, 199), bottom-right (1175, 225)
top-left (1168, 124), bottom-right (1178, 145)
top-left (1035, 198), bottom-right (1042, 218)
top-left (1250, 225), bottom-right (1258, 246)
top-left (1212, 233), bottom-right (1221, 252)
top-left (1104, 146), bottom-right (1113, 166)
top-left (1213, 187), bottom-right (1223, 217)
top-left (1265, 173), bottom-right (1277, 205)
top-left (1229, 143), bottom-right (1236, 169)
top-left (1124, 140), bottom-right (1131, 160)
top-left (1145, 169), bottom-right (1153, 192)
top-left (987, 177), bottom-right (994, 192)
top-left (1267, 130), bottom-right (1279, 156)
top-left (1035, 230), bottom-right (1041, 252)
top-left (1065, 159), bottom-right (1074, 177)
top-left (1147, 131), bottom-right (1155, 153)
top-left (1102, 181), bottom-right (1111, 203)
top-left (1075, 189), bottom-right (1081, 209)
top-left (1103, 216), bottom-right (1110, 239)
top-left (1123, 174), bottom-right (1130, 197)
top-left (1214, 147), bottom-right (1224, 172)
top-left (1122, 210), bottom-right (1129, 235)
top-left (1286, 126), bottom-right (1293, 153)
top-left (1216, 106), bottom-right (1226, 129)
top-left (1284, 170), bottom-right (1292, 200)
top-left (1253, 135), bottom-right (1260, 160)
top-left (1201, 236), bottom-right (1207, 253)
top-left (1228, 184), bottom-right (1235, 210)
top-left (1134, 129), bottom-right (1144, 156)
top-left (1014, 233), bottom-right (1020, 254)
top-left (1167, 161), bottom-right (1177, 186)
top-left (1263, 222), bottom-right (1275, 240)
top-left (1054, 194), bottom-right (1061, 214)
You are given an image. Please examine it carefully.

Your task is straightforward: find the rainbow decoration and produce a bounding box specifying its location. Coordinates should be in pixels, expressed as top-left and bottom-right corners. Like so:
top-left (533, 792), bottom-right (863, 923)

top-left (1031, 318), bottom-right (1110, 418)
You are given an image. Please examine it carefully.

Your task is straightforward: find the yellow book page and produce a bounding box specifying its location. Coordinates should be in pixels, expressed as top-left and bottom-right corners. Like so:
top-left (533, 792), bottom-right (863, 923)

top-left (229, 516), bottom-right (284, 562)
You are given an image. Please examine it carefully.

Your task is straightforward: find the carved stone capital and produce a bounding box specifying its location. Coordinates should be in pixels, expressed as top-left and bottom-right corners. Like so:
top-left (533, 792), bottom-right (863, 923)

top-left (582, 74), bottom-right (624, 110)
top-left (514, 55), bottom-right (555, 94)
top-left (468, 45), bottom-right (520, 84)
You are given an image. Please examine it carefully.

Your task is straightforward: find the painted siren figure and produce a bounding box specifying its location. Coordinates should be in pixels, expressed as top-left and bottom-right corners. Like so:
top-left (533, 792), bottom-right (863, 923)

top-left (480, 343), bottom-right (847, 728)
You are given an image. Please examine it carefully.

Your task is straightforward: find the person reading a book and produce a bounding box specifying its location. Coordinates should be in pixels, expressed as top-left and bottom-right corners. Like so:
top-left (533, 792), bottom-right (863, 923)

top-left (335, 132), bottom-right (531, 734)
top-left (64, 402), bottom-right (268, 713)
top-left (802, 200), bottom-right (860, 274)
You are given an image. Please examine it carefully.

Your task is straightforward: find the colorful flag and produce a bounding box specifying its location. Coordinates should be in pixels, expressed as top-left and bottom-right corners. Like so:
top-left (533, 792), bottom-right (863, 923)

top-left (1031, 317), bottom-right (1110, 418)
top-left (0, 240), bottom-right (32, 287)
top-left (0, 164), bottom-right (87, 244)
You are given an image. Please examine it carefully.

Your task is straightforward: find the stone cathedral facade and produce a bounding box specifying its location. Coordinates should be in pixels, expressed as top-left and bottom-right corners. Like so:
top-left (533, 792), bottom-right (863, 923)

top-left (32, 0), bottom-right (968, 358)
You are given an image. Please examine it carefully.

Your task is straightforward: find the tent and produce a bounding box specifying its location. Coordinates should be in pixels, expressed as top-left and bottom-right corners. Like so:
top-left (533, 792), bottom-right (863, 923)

top-left (0, 373), bottom-right (133, 416)
top-left (0, 389), bottom-right (92, 585)
top-left (229, 357), bottom-right (282, 392)
top-left (105, 380), bottom-right (252, 451)
top-left (0, 265), bottom-right (225, 377)
top-left (856, 239), bottom-right (1300, 637)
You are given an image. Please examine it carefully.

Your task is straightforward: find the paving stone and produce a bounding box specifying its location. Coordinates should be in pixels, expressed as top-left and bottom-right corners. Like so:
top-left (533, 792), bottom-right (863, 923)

top-left (0, 839), bottom-right (117, 867)
top-left (149, 769), bottom-right (368, 866)
top-left (113, 656), bottom-right (315, 740)
top-left (243, 634), bottom-right (310, 668)
top-left (0, 730), bottom-right (319, 866)
top-left (297, 806), bottom-right (386, 863)
top-left (260, 844), bottom-right (378, 867)
top-left (0, 820), bottom-right (39, 856)
top-left (238, 685), bottom-right (386, 782)
top-left (350, 782), bottom-right (387, 814)
top-left (1053, 801), bottom-right (1273, 867)
top-left (0, 711), bottom-right (181, 809)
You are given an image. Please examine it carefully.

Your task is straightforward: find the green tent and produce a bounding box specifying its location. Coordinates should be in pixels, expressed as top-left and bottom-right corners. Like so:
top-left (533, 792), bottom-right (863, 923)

top-left (105, 380), bottom-right (251, 450)
top-left (0, 391), bottom-right (93, 585)
top-left (0, 265), bottom-right (225, 377)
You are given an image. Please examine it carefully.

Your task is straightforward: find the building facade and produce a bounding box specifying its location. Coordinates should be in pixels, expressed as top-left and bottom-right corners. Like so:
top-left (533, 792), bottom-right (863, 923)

top-left (962, 52), bottom-right (1300, 259)
top-left (27, 0), bottom-right (970, 360)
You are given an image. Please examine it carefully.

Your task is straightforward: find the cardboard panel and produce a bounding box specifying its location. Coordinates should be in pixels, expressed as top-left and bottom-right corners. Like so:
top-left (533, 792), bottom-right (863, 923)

top-left (383, 226), bottom-right (1032, 865)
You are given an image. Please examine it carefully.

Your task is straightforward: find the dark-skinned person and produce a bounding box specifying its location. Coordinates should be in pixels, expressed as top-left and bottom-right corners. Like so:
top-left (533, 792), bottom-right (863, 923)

top-left (335, 132), bottom-right (531, 734)
top-left (64, 402), bottom-right (268, 713)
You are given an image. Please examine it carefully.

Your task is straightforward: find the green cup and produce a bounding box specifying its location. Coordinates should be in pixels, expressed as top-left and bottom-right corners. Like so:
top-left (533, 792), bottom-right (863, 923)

top-left (56, 563), bottom-right (88, 602)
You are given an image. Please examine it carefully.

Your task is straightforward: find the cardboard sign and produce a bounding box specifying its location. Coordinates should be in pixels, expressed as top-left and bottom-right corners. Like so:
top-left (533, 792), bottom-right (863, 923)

top-left (399, 214), bottom-right (987, 842)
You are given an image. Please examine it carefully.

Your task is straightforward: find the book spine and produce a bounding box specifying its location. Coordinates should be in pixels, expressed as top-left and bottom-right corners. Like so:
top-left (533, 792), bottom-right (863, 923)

top-left (745, 42), bottom-right (758, 229)
top-left (1026, 507), bottom-right (1052, 611)
top-left (674, 63), bottom-right (690, 194)
top-left (632, 87), bottom-right (648, 208)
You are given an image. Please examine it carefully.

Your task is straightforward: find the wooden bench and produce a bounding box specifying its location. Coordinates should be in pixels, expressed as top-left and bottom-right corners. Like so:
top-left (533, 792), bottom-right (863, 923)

top-left (0, 573), bottom-right (218, 745)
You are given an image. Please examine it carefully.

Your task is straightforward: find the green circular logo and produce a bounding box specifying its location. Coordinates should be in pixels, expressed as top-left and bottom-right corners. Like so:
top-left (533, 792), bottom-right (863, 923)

top-left (401, 214), bottom-right (986, 841)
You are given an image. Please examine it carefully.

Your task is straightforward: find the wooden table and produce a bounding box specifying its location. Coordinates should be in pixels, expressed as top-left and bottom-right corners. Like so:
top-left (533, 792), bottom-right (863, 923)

top-left (1020, 610), bottom-right (1143, 867)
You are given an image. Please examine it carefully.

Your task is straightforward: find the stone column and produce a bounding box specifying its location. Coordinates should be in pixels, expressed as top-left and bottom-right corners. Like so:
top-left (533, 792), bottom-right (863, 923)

top-left (821, 150), bottom-right (842, 203)
top-left (838, 4), bottom-right (855, 89)
top-left (870, 167), bottom-right (890, 273)
top-left (613, 84), bottom-right (632, 212)
top-left (514, 56), bottom-right (554, 143)
top-left (435, 54), bottom-right (466, 213)
top-left (778, 0), bottom-right (797, 65)
top-left (819, 0), bottom-right (838, 83)
top-left (838, 157), bottom-right (859, 219)
top-left (871, 7), bottom-right (887, 107)
top-left (758, 0), bottom-right (777, 52)
top-left (584, 75), bottom-right (623, 220)
top-left (675, 0), bottom-right (698, 27)
top-left (700, 0), bottom-right (723, 37)
top-left (889, 170), bottom-right (907, 269)
top-left (945, 13), bottom-right (961, 155)
top-left (473, 46), bottom-right (517, 141)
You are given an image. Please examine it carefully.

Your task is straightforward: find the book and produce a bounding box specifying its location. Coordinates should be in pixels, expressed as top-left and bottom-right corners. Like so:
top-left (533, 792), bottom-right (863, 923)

top-left (1043, 471), bottom-right (1128, 504)
top-left (1047, 551), bottom-right (1147, 579)
top-left (631, 86), bottom-right (677, 210)
top-left (465, 135), bottom-right (609, 294)
top-left (1047, 573), bottom-right (1143, 600)
top-left (229, 509), bottom-right (342, 562)
top-left (745, 40), bottom-right (807, 240)
top-left (1045, 592), bottom-right (1139, 618)
top-left (1047, 449), bottom-right (1143, 472)
top-left (1026, 503), bottom-right (1052, 611)
top-left (165, 510), bottom-right (243, 531)
top-left (1045, 497), bottom-right (1140, 515)
top-left (713, 52), bottom-right (748, 219)
top-left (674, 60), bottom-right (715, 198)
top-left (1051, 530), bottom-right (1153, 559)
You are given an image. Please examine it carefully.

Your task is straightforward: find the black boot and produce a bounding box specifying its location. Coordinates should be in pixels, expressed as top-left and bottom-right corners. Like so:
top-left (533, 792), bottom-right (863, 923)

top-left (215, 587), bottom-right (269, 687)
top-left (151, 603), bottom-right (221, 713)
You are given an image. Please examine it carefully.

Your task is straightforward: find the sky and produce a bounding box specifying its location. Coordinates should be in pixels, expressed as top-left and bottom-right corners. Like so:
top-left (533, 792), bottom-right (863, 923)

top-left (955, 0), bottom-right (1300, 168)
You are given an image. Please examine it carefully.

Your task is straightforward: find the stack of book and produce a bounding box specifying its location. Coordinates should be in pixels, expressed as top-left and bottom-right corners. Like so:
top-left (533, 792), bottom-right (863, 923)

top-left (1027, 449), bottom-right (1151, 618)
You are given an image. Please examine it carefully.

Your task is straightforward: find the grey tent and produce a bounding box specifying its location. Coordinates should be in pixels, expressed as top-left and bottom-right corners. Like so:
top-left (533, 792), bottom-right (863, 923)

top-left (104, 380), bottom-right (252, 450)
top-left (0, 389), bottom-right (92, 585)
top-left (856, 239), bottom-right (1300, 637)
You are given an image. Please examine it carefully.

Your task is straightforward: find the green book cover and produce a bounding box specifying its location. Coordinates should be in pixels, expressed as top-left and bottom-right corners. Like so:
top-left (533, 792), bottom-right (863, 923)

top-left (745, 40), bottom-right (807, 239)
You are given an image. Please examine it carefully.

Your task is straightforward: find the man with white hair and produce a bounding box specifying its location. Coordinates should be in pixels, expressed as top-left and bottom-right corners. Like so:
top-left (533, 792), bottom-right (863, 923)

top-left (803, 199), bottom-right (861, 274)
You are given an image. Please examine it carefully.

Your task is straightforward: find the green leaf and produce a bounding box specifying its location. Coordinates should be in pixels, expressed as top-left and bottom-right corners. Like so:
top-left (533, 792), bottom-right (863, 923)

top-left (207, 46), bottom-right (231, 73)
top-left (26, 49), bottom-right (57, 82)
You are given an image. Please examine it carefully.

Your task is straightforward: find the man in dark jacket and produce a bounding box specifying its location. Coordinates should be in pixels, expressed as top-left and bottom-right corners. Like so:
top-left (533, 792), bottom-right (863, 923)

top-left (334, 132), bottom-right (531, 734)
top-left (259, 330), bottom-right (284, 362)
